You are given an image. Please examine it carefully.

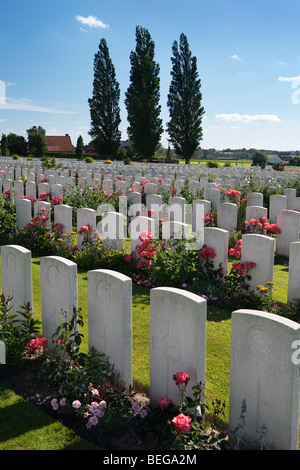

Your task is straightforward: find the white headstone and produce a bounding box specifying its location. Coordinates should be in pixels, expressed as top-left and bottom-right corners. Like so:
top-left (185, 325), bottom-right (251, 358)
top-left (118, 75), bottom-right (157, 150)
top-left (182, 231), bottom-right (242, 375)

top-left (54, 204), bottom-right (73, 238)
top-left (128, 216), bottom-right (155, 252)
top-left (245, 205), bottom-right (268, 222)
top-left (40, 256), bottom-right (78, 349)
top-left (15, 197), bottom-right (31, 228)
top-left (88, 269), bottom-right (132, 388)
top-left (229, 309), bottom-right (300, 450)
top-left (25, 181), bottom-right (36, 201)
top-left (217, 202), bottom-right (237, 233)
top-left (14, 180), bottom-right (24, 201)
top-left (283, 188), bottom-right (296, 210)
top-left (241, 234), bottom-right (274, 290)
top-left (100, 211), bottom-right (125, 251)
top-left (77, 208), bottom-right (97, 249)
top-left (0, 340), bottom-right (5, 364)
top-left (34, 201), bottom-right (51, 229)
top-left (150, 287), bottom-right (207, 406)
top-left (192, 200), bottom-right (207, 234)
top-left (204, 227), bottom-right (229, 275)
top-left (247, 192), bottom-right (263, 207)
top-left (287, 242), bottom-right (300, 303)
top-left (276, 210), bottom-right (300, 257)
top-left (269, 194), bottom-right (287, 224)
top-left (1, 245), bottom-right (33, 321)
top-left (168, 196), bottom-right (186, 223)
top-left (51, 183), bottom-right (63, 200)
top-left (205, 187), bottom-right (220, 212)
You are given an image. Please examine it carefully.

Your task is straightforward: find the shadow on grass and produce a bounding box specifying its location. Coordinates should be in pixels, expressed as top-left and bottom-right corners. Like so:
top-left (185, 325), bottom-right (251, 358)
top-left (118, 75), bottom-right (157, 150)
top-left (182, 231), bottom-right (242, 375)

top-left (0, 383), bottom-right (100, 450)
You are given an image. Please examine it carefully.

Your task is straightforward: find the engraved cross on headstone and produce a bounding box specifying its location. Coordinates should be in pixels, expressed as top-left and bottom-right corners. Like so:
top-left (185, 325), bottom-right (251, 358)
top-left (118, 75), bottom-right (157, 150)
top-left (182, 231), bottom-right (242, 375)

top-left (246, 381), bottom-right (273, 433)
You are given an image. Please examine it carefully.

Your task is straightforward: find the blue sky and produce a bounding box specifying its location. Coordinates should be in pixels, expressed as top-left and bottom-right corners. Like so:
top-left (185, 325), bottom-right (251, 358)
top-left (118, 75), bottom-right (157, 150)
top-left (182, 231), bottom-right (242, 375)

top-left (1, 0), bottom-right (300, 151)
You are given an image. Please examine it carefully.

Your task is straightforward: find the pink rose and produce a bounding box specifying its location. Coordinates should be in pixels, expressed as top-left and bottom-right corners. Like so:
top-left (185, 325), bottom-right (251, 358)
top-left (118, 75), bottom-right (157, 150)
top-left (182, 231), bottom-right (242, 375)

top-left (173, 371), bottom-right (190, 385)
top-left (72, 400), bottom-right (81, 409)
top-left (140, 409), bottom-right (148, 418)
top-left (158, 396), bottom-right (172, 410)
top-left (136, 261), bottom-right (143, 270)
top-left (51, 398), bottom-right (59, 410)
top-left (88, 416), bottom-right (99, 426)
top-left (172, 413), bottom-right (191, 433)
top-left (132, 402), bottom-right (140, 413)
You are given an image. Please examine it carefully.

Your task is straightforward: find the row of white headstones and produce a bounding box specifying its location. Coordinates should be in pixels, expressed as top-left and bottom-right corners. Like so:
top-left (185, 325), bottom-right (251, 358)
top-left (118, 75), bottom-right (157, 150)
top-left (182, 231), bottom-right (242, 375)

top-left (1, 160), bottom-right (300, 449)
top-left (1, 241), bottom-right (300, 450)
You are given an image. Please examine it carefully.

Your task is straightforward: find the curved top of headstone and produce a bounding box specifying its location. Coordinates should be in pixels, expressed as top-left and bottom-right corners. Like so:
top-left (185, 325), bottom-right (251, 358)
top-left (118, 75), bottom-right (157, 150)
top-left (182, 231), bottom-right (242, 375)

top-left (232, 309), bottom-right (300, 331)
top-left (88, 268), bottom-right (132, 283)
top-left (151, 286), bottom-right (206, 305)
top-left (40, 255), bottom-right (77, 267)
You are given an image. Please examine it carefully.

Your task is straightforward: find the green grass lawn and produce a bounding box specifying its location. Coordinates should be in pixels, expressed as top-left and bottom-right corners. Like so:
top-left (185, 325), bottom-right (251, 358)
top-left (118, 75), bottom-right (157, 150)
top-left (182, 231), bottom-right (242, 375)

top-left (0, 383), bottom-right (99, 450)
top-left (0, 249), bottom-right (293, 449)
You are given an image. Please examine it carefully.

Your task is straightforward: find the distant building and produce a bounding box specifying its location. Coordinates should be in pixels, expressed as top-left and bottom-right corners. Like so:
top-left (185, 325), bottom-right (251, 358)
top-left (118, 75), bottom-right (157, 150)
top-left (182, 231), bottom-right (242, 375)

top-left (268, 155), bottom-right (285, 165)
top-left (83, 142), bottom-right (96, 155)
top-left (46, 134), bottom-right (74, 153)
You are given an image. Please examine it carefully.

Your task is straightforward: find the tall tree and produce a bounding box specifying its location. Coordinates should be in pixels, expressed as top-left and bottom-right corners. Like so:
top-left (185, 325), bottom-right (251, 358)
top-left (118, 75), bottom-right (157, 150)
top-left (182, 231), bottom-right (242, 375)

top-left (6, 133), bottom-right (27, 156)
top-left (125, 26), bottom-right (163, 161)
top-left (167, 33), bottom-right (205, 164)
top-left (75, 135), bottom-right (84, 159)
top-left (88, 38), bottom-right (121, 159)
top-left (26, 125), bottom-right (47, 158)
top-left (252, 151), bottom-right (267, 166)
top-left (0, 134), bottom-right (8, 156)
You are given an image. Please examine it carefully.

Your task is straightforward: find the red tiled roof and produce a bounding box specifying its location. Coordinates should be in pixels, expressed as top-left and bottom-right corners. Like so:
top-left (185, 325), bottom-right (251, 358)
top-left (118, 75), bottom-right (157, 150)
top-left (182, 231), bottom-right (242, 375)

top-left (46, 134), bottom-right (73, 153)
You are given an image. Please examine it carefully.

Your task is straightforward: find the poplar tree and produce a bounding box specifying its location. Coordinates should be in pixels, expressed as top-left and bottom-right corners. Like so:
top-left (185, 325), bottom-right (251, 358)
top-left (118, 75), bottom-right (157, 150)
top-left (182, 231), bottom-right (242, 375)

top-left (167, 33), bottom-right (205, 164)
top-left (88, 38), bottom-right (121, 159)
top-left (125, 26), bottom-right (163, 161)
top-left (0, 134), bottom-right (8, 156)
top-left (75, 135), bottom-right (84, 159)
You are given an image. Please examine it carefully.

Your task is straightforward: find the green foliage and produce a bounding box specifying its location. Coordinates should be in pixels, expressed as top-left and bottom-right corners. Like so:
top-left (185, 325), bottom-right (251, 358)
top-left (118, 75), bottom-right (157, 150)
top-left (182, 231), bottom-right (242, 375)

top-left (26, 125), bottom-right (48, 158)
top-left (167, 33), bottom-right (205, 164)
top-left (88, 38), bottom-right (121, 159)
top-left (8, 213), bottom-right (55, 256)
top-left (0, 134), bottom-right (8, 156)
top-left (40, 308), bottom-right (111, 402)
top-left (63, 184), bottom-right (120, 224)
top-left (135, 373), bottom-right (228, 450)
top-left (41, 155), bottom-right (62, 169)
top-left (178, 180), bottom-right (204, 203)
top-left (207, 160), bottom-right (219, 168)
top-left (72, 244), bottom-right (131, 273)
top-left (0, 295), bottom-right (40, 371)
top-left (125, 26), bottom-right (163, 161)
top-left (251, 151), bottom-right (267, 166)
top-left (0, 197), bottom-right (16, 244)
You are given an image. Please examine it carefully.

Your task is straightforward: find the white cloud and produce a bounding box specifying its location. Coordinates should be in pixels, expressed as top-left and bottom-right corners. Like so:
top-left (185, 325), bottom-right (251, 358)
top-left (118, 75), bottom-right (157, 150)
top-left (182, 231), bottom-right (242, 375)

top-left (75, 15), bottom-right (109, 29)
top-left (278, 74), bottom-right (300, 82)
top-left (230, 54), bottom-right (242, 60)
top-left (216, 113), bottom-right (281, 123)
top-left (0, 98), bottom-right (76, 114)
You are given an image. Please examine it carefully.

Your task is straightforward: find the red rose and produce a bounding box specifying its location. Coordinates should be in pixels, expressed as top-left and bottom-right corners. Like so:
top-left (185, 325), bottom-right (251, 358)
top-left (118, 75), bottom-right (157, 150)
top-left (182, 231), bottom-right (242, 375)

top-left (172, 413), bottom-right (191, 433)
top-left (158, 396), bottom-right (172, 410)
top-left (173, 371), bottom-right (190, 385)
